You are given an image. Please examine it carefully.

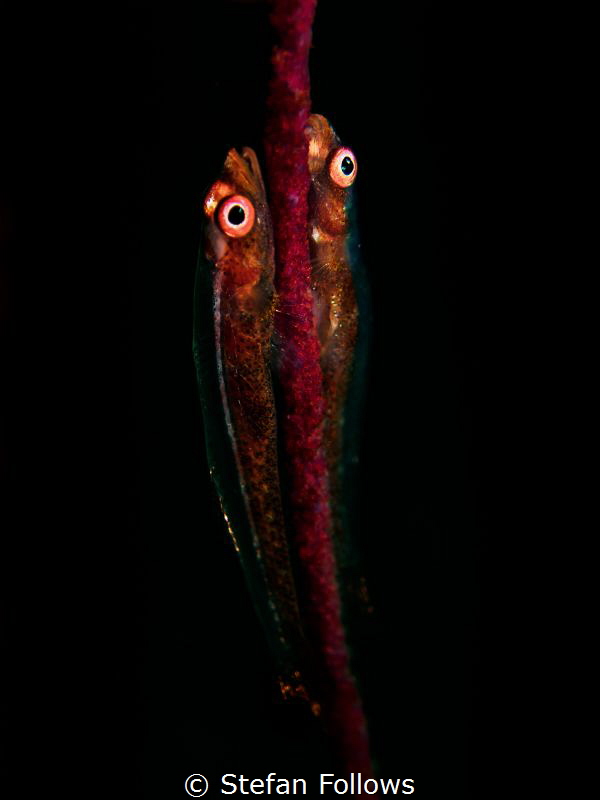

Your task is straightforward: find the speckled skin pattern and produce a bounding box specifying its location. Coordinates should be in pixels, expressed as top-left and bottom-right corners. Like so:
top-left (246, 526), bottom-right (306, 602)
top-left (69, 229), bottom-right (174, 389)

top-left (200, 148), bottom-right (307, 679)
top-left (305, 114), bottom-right (359, 553)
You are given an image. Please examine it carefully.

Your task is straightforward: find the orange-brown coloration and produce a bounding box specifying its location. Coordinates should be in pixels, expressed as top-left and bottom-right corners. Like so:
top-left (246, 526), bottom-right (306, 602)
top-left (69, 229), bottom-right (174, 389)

top-left (203, 180), bottom-right (234, 217)
top-left (202, 148), bottom-right (310, 697)
top-left (278, 671), bottom-right (320, 715)
top-left (305, 115), bottom-right (360, 553)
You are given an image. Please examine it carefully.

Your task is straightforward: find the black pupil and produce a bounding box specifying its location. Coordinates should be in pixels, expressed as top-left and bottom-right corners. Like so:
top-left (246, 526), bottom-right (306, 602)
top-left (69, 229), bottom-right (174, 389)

top-left (228, 205), bottom-right (245, 225)
top-left (341, 156), bottom-right (354, 176)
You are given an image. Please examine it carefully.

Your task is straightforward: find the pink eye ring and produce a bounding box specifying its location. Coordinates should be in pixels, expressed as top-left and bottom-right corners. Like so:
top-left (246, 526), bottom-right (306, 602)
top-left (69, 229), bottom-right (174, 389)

top-left (216, 194), bottom-right (256, 237)
top-left (328, 147), bottom-right (357, 188)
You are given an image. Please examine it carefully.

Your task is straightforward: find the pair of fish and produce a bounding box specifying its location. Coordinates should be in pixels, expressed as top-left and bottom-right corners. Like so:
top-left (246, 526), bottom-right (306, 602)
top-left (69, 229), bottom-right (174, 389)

top-left (193, 114), bottom-right (367, 703)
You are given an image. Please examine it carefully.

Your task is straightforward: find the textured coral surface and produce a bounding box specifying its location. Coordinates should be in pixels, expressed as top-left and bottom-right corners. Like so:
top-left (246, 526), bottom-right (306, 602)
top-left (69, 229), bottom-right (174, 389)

top-left (264, 0), bottom-right (372, 780)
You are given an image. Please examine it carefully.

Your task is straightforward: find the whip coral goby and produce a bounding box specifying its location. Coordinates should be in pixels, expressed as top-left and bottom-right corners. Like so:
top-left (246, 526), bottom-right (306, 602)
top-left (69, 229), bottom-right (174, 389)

top-left (305, 114), bottom-right (359, 565)
top-left (192, 147), bottom-right (312, 701)
top-left (306, 114), bottom-right (372, 621)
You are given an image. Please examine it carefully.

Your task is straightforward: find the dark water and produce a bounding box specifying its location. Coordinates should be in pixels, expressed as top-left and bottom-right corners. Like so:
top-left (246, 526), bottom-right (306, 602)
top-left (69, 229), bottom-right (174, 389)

top-left (2, 2), bottom-right (532, 798)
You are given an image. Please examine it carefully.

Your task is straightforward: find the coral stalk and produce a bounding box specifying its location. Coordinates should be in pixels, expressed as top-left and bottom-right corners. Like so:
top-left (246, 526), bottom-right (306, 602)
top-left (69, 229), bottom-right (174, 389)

top-left (264, 0), bottom-right (372, 779)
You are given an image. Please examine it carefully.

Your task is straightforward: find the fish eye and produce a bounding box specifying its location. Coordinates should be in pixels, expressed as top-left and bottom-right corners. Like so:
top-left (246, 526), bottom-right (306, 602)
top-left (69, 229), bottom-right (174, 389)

top-left (217, 194), bottom-right (256, 237)
top-left (328, 147), bottom-right (357, 188)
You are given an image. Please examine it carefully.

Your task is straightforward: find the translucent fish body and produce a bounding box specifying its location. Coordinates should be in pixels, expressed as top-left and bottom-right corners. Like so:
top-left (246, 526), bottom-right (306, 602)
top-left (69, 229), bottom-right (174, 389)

top-left (305, 115), bottom-right (371, 599)
top-left (193, 148), bottom-right (310, 694)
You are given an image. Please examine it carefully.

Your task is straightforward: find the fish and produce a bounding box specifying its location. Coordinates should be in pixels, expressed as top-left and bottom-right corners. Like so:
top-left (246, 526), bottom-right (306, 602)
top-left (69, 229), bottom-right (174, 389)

top-left (193, 147), bottom-right (313, 704)
top-left (305, 114), bottom-right (371, 610)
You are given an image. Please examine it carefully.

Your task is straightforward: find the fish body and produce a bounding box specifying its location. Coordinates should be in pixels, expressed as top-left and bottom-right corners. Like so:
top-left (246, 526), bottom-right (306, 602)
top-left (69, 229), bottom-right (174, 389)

top-left (304, 115), bottom-right (369, 589)
top-left (193, 147), bottom-right (310, 694)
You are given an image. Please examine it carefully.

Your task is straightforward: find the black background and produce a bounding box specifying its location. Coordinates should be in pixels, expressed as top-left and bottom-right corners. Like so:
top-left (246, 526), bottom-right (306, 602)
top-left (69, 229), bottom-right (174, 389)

top-left (2, 1), bottom-right (532, 798)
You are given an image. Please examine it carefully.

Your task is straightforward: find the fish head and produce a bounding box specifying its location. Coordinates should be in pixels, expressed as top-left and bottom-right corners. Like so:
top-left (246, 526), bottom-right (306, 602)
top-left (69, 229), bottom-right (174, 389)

top-left (203, 147), bottom-right (274, 286)
top-left (305, 114), bottom-right (357, 237)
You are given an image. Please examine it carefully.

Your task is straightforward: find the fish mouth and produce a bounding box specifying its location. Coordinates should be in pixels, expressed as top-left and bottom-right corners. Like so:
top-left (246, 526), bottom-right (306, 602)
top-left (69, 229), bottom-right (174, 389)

top-left (240, 147), bottom-right (261, 179)
top-left (203, 146), bottom-right (266, 221)
top-left (305, 114), bottom-right (338, 175)
top-left (223, 146), bottom-right (267, 202)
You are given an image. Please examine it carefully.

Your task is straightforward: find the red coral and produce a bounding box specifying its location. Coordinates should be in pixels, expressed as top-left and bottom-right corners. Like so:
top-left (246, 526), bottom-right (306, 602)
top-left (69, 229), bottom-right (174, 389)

top-left (264, 0), bottom-right (373, 781)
